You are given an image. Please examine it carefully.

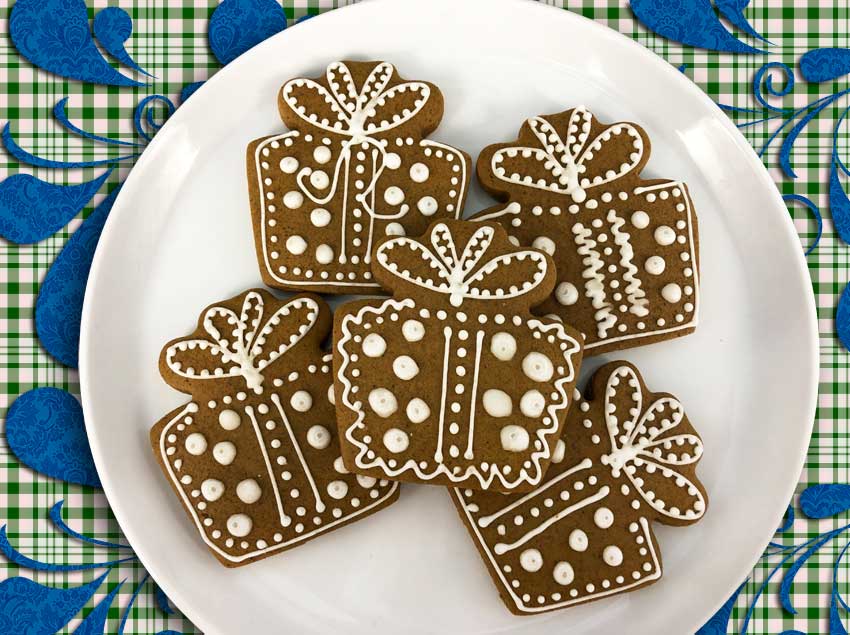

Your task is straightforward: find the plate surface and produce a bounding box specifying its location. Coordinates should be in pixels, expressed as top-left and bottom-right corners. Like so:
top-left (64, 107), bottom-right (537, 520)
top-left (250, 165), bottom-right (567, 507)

top-left (80, 0), bottom-right (819, 632)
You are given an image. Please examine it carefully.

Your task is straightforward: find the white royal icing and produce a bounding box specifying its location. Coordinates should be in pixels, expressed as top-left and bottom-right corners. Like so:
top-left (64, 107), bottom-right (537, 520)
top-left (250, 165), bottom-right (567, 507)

top-left (362, 333), bottom-right (387, 358)
top-left (483, 389), bottom-right (513, 418)
top-left (406, 398), bottom-right (431, 423)
top-left (402, 319), bottom-right (425, 342)
top-left (369, 388), bottom-right (398, 418)
top-left (392, 355), bottom-right (420, 380)
top-left (500, 425), bottom-right (530, 452)
top-left (522, 352), bottom-right (554, 382)
top-left (553, 561), bottom-right (575, 586)
top-left (213, 441), bottom-right (236, 465)
top-left (568, 529), bottom-right (588, 552)
top-left (306, 425), bottom-right (331, 450)
top-left (490, 332), bottom-right (517, 361)
top-left (554, 282), bottom-right (579, 306)
top-left (227, 514), bottom-right (253, 537)
top-left (290, 390), bottom-right (313, 412)
top-left (520, 390), bottom-right (546, 418)
top-left (519, 548), bottom-right (544, 572)
top-left (185, 432), bottom-right (207, 456)
top-left (603, 545), bottom-right (624, 567)
top-left (383, 428), bottom-right (410, 453)
top-left (236, 479), bottom-right (262, 504)
top-left (218, 409), bottom-right (241, 431)
top-left (201, 479), bottom-right (225, 502)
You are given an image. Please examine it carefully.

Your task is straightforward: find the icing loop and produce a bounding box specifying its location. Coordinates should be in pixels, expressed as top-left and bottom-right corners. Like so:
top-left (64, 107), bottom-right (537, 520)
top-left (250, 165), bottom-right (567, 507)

top-left (375, 222), bottom-right (549, 306)
top-left (600, 366), bottom-right (706, 521)
top-left (164, 293), bottom-right (320, 393)
top-left (490, 107), bottom-right (645, 203)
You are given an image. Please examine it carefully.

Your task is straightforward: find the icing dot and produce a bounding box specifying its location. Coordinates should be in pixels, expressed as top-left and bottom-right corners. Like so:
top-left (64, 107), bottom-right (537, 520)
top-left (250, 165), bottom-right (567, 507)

top-left (417, 196), bottom-right (438, 216)
top-left (283, 191), bottom-right (304, 209)
top-left (333, 456), bottom-right (349, 474)
top-left (327, 384), bottom-right (335, 405)
top-left (311, 208), bottom-right (331, 227)
top-left (310, 170), bottom-right (330, 189)
top-left (594, 507), bottom-right (615, 529)
top-left (555, 282), bottom-right (579, 306)
top-left (316, 244), bottom-right (334, 264)
top-left (483, 389), bottom-right (512, 417)
top-left (313, 146), bottom-right (331, 164)
top-left (603, 545), bottom-right (624, 566)
top-left (569, 529), bottom-right (588, 552)
top-left (368, 388), bottom-right (398, 418)
top-left (519, 390), bottom-right (546, 418)
top-left (654, 225), bottom-right (676, 246)
top-left (490, 332), bottom-right (517, 361)
top-left (357, 475), bottom-right (377, 488)
top-left (406, 398), bottom-right (431, 423)
top-left (385, 152), bottom-right (401, 169)
top-left (522, 352), bottom-right (554, 382)
top-left (631, 211), bottom-right (650, 229)
top-left (645, 256), bottom-right (666, 275)
top-left (286, 235), bottom-right (307, 255)
top-left (662, 283), bottom-right (682, 303)
top-left (226, 514), bottom-right (252, 537)
top-left (383, 428), bottom-right (409, 453)
top-left (362, 333), bottom-right (387, 358)
top-left (201, 479), bottom-right (224, 502)
top-left (384, 186), bottom-right (405, 206)
top-left (500, 425), bottom-right (530, 452)
top-left (327, 480), bottom-right (349, 500)
top-left (402, 319), bottom-right (425, 342)
top-left (185, 433), bottom-right (207, 456)
top-left (306, 425), bottom-right (331, 449)
top-left (280, 157), bottom-right (298, 173)
top-left (552, 439), bottom-right (566, 463)
top-left (532, 236), bottom-right (556, 256)
top-left (236, 479), bottom-right (262, 504)
top-left (385, 222), bottom-right (405, 236)
top-left (393, 355), bottom-right (420, 380)
top-left (290, 390), bottom-right (313, 413)
top-left (213, 441), bottom-right (236, 465)
top-left (409, 162), bottom-right (430, 183)
top-left (520, 548), bottom-right (544, 572)
top-left (553, 561), bottom-right (575, 586)
top-left (218, 409), bottom-right (241, 430)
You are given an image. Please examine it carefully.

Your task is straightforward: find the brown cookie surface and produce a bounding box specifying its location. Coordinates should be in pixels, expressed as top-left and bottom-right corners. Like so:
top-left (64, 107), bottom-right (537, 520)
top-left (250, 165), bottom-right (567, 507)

top-left (334, 219), bottom-right (584, 493)
top-left (150, 289), bottom-right (399, 567)
top-left (247, 60), bottom-right (470, 294)
top-left (473, 106), bottom-right (699, 355)
top-left (450, 361), bottom-right (707, 614)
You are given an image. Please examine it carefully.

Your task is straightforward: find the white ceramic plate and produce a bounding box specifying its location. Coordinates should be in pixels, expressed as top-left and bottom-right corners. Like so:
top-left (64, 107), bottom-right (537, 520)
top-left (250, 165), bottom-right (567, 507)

top-left (79, 0), bottom-right (819, 632)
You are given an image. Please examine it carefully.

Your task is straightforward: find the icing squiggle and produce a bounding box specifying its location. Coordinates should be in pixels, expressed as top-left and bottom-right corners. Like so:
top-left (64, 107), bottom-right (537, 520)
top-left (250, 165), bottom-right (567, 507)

top-left (607, 209), bottom-right (649, 317)
top-left (572, 222), bottom-right (616, 338)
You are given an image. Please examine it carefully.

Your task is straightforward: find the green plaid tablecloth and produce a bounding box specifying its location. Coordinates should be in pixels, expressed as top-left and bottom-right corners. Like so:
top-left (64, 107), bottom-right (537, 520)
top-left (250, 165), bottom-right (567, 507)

top-left (0, 1), bottom-right (846, 632)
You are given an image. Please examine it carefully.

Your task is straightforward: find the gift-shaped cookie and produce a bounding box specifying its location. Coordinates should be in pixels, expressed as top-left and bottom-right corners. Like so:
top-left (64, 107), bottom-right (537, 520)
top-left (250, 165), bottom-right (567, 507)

top-left (334, 220), bottom-right (584, 493)
top-left (451, 362), bottom-right (707, 615)
top-left (247, 60), bottom-right (470, 294)
top-left (150, 289), bottom-right (399, 567)
top-left (473, 106), bottom-right (699, 355)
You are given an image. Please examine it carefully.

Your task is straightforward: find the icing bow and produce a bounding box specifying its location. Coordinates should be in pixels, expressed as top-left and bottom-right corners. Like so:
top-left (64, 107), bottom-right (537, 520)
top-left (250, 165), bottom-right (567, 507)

top-left (375, 223), bottom-right (548, 307)
top-left (490, 106), bottom-right (645, 203)
top-left (599, 366), bottom-right (706, 522)
top-left (281, 62), bottom-right (432, 218)
top-left (164, 293), bottom-right (320, 393)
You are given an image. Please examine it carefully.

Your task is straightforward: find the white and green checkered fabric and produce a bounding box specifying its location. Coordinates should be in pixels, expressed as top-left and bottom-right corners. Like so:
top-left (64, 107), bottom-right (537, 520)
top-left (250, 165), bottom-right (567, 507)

top-left (1, 1), bottom-right (848, 632)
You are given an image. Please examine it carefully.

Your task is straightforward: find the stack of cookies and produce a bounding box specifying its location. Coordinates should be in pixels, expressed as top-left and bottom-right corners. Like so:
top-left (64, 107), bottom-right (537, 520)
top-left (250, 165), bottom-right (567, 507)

top-left (150, 60), bottom-right (707, 616)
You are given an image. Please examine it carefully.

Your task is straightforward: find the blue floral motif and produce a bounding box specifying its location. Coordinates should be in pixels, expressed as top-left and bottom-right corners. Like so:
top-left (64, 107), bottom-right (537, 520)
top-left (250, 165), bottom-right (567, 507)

top-left (4, 388), bottom-right (101, 488)
top-left (630, 0), bottom-right (766, 54)
top-left (35, 187), bottom-right (121, 368)
top-left (92, 7), bottom-right (154, 78)
top-left (208, 0), bottom-right (287, 66)
top-left (9, 0), bottom-right (146, 87)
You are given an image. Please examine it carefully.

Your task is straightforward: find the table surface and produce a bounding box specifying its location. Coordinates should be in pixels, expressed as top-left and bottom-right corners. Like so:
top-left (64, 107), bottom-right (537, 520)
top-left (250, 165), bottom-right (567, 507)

top-left (0, 1), bottom-right (847, 633)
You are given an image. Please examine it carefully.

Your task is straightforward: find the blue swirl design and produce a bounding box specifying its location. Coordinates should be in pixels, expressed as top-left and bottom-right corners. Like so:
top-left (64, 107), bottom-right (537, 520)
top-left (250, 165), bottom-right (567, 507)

top-left (698, 486), bottom-right (850, 634)
top-left (630, 0), bottom-right (766, 54)
top-left (9, 0), bottom-right (146, 87)
top-left (0, 500), bottom-right (180, 634)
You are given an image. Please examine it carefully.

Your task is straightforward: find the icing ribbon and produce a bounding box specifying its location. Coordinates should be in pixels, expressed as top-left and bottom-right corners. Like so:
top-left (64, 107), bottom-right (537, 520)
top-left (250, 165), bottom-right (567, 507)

top-left (375, 223), bottom-right (549, 307)
top-left (281, 62), bottom-right (431, 258)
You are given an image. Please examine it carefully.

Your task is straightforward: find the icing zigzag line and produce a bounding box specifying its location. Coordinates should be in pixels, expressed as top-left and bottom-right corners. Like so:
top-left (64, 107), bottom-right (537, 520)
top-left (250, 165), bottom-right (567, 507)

top-left (572, 222), bottom-right (617, 338)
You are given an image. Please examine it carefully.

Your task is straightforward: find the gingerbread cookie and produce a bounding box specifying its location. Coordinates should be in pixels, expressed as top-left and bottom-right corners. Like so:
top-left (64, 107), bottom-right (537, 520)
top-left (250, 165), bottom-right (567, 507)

top-left (334, 220), bottom-right (584, 493)
top-left (451, 361), bottom-right (707, 615)
top-left (150, 289), bottom-right (399, 567)
top-left (473, 106), bottom-right (699, 355)
top-left (247, 60), bottom-right (470, 294)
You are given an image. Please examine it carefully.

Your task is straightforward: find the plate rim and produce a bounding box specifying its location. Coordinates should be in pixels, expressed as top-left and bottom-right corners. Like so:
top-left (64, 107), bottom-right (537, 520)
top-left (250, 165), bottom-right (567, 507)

top-left (79, 0), bottom-right (820, 631)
